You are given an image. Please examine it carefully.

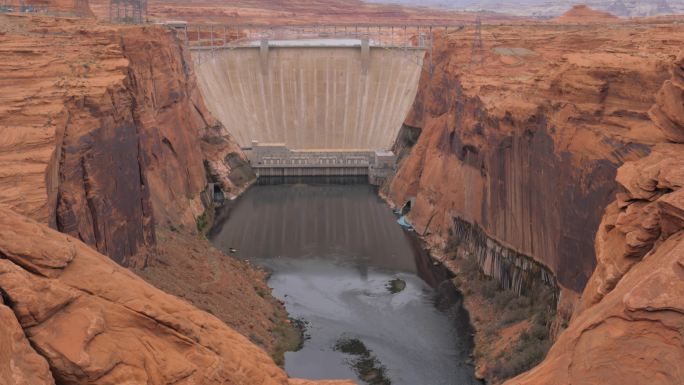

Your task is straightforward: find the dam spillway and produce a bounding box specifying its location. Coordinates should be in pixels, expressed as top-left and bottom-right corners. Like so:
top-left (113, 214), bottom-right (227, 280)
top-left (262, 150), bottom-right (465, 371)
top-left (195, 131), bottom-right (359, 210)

top-left (191, 38), bottom-right (425, 152)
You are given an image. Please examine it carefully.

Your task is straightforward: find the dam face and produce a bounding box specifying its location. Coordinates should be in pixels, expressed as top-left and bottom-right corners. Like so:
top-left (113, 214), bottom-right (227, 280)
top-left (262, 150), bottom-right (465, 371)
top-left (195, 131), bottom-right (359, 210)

top-left (192, 41), bottom-right (425, 152)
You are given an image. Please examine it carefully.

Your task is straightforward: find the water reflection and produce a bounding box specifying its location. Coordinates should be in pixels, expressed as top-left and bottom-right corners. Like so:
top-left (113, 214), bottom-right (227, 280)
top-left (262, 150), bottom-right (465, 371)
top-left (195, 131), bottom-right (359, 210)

top-left (210, 183), bottom-right (477, 385)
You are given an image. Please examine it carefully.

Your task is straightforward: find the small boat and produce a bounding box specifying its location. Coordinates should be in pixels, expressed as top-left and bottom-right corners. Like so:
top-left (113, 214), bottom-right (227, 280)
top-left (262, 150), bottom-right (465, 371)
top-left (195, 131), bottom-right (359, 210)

top-left (229, 248), bottom-right (238, 253)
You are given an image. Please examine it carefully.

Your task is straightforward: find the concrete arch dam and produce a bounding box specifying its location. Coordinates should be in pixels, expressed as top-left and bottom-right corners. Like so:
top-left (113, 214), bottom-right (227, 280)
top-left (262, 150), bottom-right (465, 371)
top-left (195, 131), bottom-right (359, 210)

top-left (191, 38), bottom-right (425, 182)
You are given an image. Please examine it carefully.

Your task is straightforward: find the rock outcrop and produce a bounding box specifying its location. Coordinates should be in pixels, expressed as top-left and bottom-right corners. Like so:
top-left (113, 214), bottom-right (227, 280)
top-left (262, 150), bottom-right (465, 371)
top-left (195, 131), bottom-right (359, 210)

top-left (505, 147), bottom-right (684, 385)
top-left (505, 54), bottom-right (684, 385)
top-left (386, 18), bottom-right (684, 383)
top-left (387, 19), bottom-right (683, 294)
top-left (0, 205), bottom-right (354, 385)
top-left (0, 15), bottom-right (253, 265)
top-left (0, 301), bottom-right (55, 385)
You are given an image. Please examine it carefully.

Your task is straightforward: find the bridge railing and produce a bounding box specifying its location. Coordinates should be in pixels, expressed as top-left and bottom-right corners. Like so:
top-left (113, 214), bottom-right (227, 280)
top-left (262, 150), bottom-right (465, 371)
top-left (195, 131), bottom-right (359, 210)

top-left (168, 24), bottom-right (451, 51)
top-left (169, 23), bottom-right (458, 73)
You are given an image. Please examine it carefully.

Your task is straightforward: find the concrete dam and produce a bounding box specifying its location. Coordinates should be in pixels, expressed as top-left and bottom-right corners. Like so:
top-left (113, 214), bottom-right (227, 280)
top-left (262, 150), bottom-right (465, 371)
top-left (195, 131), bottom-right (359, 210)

top-left (189, 29), bottom-right (426, 182)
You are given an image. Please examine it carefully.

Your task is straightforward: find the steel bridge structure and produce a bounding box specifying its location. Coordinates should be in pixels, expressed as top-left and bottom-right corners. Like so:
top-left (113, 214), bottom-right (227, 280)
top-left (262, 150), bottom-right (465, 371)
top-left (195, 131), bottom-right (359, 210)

top-left (166, 23), bottom-right (462, 74)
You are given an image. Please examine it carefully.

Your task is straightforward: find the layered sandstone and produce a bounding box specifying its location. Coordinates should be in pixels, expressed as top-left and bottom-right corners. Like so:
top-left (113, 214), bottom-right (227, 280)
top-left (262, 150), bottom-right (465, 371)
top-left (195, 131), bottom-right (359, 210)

top-left (0, 12), bottom-right (308, 367)
top-left (0, 205), bottom-right (354, 385)
top-left (0, 302), bottom-right (55, 385)
top-left (387, 19), bottom-right (683, 294)
top-left (385, 18), bottom-right (684, 383)
top-left (504, 55), bottom-right (684, 383)
top-left (0, 14), bottom-right (253, 265)
top-left (506, 145), bottom-right (684, 385)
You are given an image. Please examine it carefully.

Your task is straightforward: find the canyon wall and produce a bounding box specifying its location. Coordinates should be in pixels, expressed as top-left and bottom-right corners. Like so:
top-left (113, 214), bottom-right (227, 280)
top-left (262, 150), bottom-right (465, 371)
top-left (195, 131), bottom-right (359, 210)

top-left (387, 20), bottom-right (682, 294)
top-left (0, 13), bottom-right (352, 385)
top-left (385, 13), bottom-right (684, 384)
top-left (0, 14), bottom-right (252, 265)
top-left (505, 53), bottom-right (684, 384)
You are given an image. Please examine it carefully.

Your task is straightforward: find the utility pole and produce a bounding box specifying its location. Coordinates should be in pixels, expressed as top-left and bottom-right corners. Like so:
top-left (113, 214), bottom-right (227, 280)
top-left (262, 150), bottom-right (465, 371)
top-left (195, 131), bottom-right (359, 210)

top-left (470, 16), bottom-right (484, 68)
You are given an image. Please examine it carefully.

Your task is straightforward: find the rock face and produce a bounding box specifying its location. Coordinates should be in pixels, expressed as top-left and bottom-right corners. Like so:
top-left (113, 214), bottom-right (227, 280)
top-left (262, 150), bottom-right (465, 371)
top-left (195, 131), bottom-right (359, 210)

top-left (505, 146), bottom-right (684, 385)
top-left (387, 20), bottom-right (683, 294)
top-left (0, 302), bottom-right (55, 385)
top-left (0, 15), bottom-right (252, 265)
top-left (0, 205), bottom-right (355, 385)
top-left (386, 19), bottom-right (683, 383)
top-left (507, 59), bottom-right (683, 382)
top-left (504, 54), bottom-right (684, 385)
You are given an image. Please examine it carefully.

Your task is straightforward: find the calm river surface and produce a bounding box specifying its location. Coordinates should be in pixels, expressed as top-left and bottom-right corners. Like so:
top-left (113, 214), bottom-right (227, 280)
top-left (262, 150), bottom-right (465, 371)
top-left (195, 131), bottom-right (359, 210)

top-left (210, 182), bottom-right (478, 385)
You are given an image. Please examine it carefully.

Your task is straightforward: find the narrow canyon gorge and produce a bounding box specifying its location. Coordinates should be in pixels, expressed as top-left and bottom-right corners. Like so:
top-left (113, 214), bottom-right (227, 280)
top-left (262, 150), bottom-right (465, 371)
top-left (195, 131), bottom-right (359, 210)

top-left (0, 1), bottom-right (683, 385)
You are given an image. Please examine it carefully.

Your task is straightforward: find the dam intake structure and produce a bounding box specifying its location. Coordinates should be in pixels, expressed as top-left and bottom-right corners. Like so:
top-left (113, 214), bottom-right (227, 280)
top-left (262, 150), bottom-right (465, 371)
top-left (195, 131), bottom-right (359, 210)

top-left (177, 24), bottom-right (435, 184)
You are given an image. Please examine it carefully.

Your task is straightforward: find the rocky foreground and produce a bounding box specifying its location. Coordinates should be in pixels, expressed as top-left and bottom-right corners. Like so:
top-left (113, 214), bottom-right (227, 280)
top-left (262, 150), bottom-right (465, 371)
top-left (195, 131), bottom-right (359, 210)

top-left (0, 204), bottom-right (355, 385)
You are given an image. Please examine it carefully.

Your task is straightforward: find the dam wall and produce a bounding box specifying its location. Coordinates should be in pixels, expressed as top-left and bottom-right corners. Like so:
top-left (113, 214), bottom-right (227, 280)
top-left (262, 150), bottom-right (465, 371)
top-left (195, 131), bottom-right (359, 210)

top-left (192, 43), bottom-right (425, 150)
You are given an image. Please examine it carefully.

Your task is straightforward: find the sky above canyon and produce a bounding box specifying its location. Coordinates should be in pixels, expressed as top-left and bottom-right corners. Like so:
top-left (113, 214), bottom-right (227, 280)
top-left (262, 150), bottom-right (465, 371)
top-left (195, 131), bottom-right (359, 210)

top-left (365, 0), bottom-right (684, 17)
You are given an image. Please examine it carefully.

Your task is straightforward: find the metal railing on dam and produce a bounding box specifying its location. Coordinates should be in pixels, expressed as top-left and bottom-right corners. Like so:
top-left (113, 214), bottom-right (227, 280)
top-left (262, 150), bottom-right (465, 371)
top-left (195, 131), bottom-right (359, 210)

top-left (168, 23), bottom-right (449, 71)
top-left (176, 23), bottom-right (439, 50)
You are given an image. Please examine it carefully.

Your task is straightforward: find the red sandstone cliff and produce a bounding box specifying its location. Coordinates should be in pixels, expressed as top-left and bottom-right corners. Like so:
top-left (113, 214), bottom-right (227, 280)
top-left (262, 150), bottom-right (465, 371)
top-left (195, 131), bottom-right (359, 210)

top-left (0, 11), bottom-right (310, 364)
top-left (505, 53), bottom-right (684, 385)
top-left (388, 19), bottom-right (682, 294)
top-left (386, 18), bottom-right (684, 383)
top-left (0, 14), bottom-right (252, 266)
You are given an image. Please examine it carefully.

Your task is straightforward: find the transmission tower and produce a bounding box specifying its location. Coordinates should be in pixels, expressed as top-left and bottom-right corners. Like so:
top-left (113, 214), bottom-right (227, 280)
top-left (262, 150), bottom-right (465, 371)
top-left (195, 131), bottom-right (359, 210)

top-left (109, 0), bottom-right (147, 24)
top-left (470, 16), bottom-right (485, 68)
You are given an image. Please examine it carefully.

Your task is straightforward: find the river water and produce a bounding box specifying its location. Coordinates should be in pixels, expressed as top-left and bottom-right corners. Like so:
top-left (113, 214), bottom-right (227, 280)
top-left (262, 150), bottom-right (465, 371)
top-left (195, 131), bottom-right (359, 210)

top-left (210, 181), bottom-right (478, 385)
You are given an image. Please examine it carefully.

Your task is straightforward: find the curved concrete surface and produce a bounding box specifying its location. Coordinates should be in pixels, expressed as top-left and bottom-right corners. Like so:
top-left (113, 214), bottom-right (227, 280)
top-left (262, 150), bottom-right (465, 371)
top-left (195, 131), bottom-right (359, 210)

top-left (193, 45), bottom-right (425, 150)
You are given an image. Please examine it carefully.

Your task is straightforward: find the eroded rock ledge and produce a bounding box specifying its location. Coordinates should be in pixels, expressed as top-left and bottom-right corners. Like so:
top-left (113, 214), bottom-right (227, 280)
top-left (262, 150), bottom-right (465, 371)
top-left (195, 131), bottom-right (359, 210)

top-left (450, 216), bottom-right (557, 296)
top-left (506, 145), bottom-right (684, 385)
top-left (387, 18), bottom-right (684, 384)
top-left (0, 14), bottom-right (253, 266)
